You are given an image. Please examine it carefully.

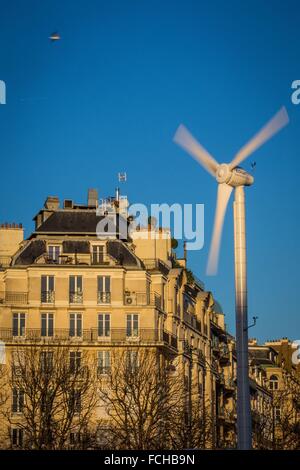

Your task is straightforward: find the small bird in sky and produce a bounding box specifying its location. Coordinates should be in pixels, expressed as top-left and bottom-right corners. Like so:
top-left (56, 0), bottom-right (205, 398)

top-left (49, 32), bottom-right (61, 41)
top-left (251, 161), bottom-right (256, 170)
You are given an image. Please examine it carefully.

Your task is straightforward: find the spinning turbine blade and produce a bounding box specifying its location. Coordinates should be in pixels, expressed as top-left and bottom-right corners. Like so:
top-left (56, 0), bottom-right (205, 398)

top-left (229, 106), bottom-right (289, 169)
top-left (174, 124), bottom-right (219, 177)
top-left (207, 183), bottom-right (233, 275)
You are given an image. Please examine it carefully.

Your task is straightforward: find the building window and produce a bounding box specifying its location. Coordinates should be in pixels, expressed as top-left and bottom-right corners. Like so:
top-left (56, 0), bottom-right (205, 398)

top-left (69, 313), bottom-right (82, 337)
top-left (70, 351), bottom-right (81, 373)
top-left (126, 314), bottom-right (139, 337)
top-left (274, 406), bottom-right (281, 423)
top-left (12, 313), bottom-right (25, 337)
top-left (98, 314), bottom-right (110, 337)
top-left (48, 245), bottom-right (61, 263)
top-left (69, 276), bottom-right (83, 303)
top-left (41, 275), bottom-right (55, 303)
top-left (97, 276), bottom-right (111, 304)
top-left (11, 428), bottom-right (23, 447)
top-left (12, 388), bottom-right (24, 413)
top-left (92, 245), bottom-right (104, 264)
top-left (269, 375), bottom-right (279, 391)
top-left (69, 390), bottom-right (81, 413)
top-left (40, 351), bottom-right (53, 373)
top-left (127, 350), bottom-right (138, 371)
top-left (98, 351), bottom-right (110, 375)
top-left (41, 313), bottom-right (54, 337)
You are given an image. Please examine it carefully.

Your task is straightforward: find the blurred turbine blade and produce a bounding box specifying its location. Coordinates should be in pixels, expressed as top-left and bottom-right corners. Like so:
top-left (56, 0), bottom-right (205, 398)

top-left (206, 183), bottom-right (233, 275)
top-left (229, 106), bottom-right (289, 169)
top-left (173, 124), bottom-right (219, 177)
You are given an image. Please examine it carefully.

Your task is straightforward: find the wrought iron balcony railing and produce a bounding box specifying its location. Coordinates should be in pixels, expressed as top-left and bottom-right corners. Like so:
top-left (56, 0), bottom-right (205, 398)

top-left (0, 291), bottom-right (28, 305)
top-left (161, 330), bottom-right (178, 350)
top-left (123, 292), bottom-right (162, 308)
top-left (41, 291), bottom-right (55, 303)
top-left (97, 291), bottom-right (111, 304)
top-left (69, 292), bottom-right (83, 304)
top-left (183, 311), bottom-right (201, 333)
top-left (0, 328), bottom-right (178, 348)
top-left (0, 291), bottom-right (163, 308)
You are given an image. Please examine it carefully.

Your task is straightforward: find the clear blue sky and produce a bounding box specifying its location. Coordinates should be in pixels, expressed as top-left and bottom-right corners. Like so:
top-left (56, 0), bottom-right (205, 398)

top-left (0, 0), bottom-right (299, 342)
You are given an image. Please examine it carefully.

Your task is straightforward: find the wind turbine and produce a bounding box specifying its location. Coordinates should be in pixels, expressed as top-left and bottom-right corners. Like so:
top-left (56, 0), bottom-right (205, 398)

top-left (173, 106), bottom-right (289, 450)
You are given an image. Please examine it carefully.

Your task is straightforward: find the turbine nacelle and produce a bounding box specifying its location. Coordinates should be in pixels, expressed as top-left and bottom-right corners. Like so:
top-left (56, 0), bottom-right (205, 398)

top-left (216, 164), bottom-right (254, 187)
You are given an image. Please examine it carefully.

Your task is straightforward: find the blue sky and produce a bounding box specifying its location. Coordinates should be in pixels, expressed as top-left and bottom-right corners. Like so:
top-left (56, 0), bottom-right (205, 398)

top-left (0, 0), bottom-right (299, 341)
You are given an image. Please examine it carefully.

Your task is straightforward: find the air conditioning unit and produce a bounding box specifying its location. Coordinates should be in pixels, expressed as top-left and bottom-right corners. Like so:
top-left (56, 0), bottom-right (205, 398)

top-left (124, 292), bottom-right (136, 305)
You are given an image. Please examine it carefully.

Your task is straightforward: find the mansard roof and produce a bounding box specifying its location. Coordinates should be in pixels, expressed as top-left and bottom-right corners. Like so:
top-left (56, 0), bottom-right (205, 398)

top-left (13, 239), bottom-right (143, 268)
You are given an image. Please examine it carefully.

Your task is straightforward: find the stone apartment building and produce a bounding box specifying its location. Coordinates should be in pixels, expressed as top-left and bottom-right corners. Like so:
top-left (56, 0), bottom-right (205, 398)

top-left (249, 338), bottom-right (300, 449)
top-left (0, 188), bottom-right (298, 449)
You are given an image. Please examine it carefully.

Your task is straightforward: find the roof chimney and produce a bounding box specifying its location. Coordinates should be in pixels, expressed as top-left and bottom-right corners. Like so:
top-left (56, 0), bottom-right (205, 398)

top-left (88, 189), bottom-right (98, 208)
top-left (44, 196), bottom-right (60, 210)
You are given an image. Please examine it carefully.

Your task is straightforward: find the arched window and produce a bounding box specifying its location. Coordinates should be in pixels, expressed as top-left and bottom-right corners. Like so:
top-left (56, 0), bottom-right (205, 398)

top-left (269, 374), bottom-right (279, 391)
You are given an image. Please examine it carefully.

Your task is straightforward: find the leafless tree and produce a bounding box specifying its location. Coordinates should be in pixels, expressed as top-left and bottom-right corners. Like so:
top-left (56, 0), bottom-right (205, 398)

top-left (98, 348), bottom-right (185, 450)
top-left (271, 373), bottom-right (300, 450)
top-left (252, 406), bottom-right (273, 449)
top-left (0, 341), bottom-right (99, 449)
top-left (166, 378), bottom-right (214, 450)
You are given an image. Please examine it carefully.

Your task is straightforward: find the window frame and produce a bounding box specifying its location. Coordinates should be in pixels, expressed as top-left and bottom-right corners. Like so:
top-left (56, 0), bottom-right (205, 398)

top-left (41, 312), bottom-right (54, 337)
top-left (12, 388), bottom-right (24, 414)
top-left (47, 245), bottom-right (61, 263)
top-left (69, 312), bottom-right (83, 338)
top-left (69, 351), bottom-right (82, 374)
top-left (12, 312), bottom-right (26, 337)
top-left (69, 276), bottom-right (83, 304)
top-left (41, 275), bottom-right (55, 303)
top-left (91, 244), bottom-right (105, 264)
top-left (98, 313), bottom-right (111, 338)
top-left (11, 428), bottom-right (23, 447)
top-left (97, 276), bottom-right (111, 304)
top-left (269, 374), bottom-right (279, 391)
top-left (98, 350), bottom-right (111, 375)
top-left (126, 313), bottom-right (139, 338)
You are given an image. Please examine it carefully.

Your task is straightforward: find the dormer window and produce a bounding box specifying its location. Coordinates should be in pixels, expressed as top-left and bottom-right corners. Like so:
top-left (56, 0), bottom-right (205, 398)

top-left (92, 245), bottom-right (104, 264)
top-left (48, 245), bottom-right (61, 263)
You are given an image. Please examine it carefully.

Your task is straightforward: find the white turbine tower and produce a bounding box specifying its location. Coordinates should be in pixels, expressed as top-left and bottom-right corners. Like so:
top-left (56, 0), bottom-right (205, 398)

top-left (173, 106), bottom-right (289, 450)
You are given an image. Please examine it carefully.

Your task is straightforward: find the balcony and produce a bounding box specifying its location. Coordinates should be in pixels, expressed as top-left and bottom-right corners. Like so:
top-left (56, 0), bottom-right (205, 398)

top-left (69, 291), bottom-right (83, 304)
top-left (97, 291), bottom-right (111, 304)
top-left (123, 292), bottom-right (162, 309)
top-left (183, 311), bottom-right (201, 332)
top-left (218, 408), bottom-right (236, 424)
top-left (181, 340), bottom-right (193, 355)
top-left (143, 259), bottom-right (170, 273)
top-left (0, 328), bottom-right (177, 348)
top-left (41, 291), bottom-right (55, 304)
top-left (0, 291), bottom-right (28, 305)
top-left (219, 344), bottom-right (230, 364)
top-left (221, 375), bottom-right (236, 393)
top-left (162, 330), bottom-right (178, 350)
